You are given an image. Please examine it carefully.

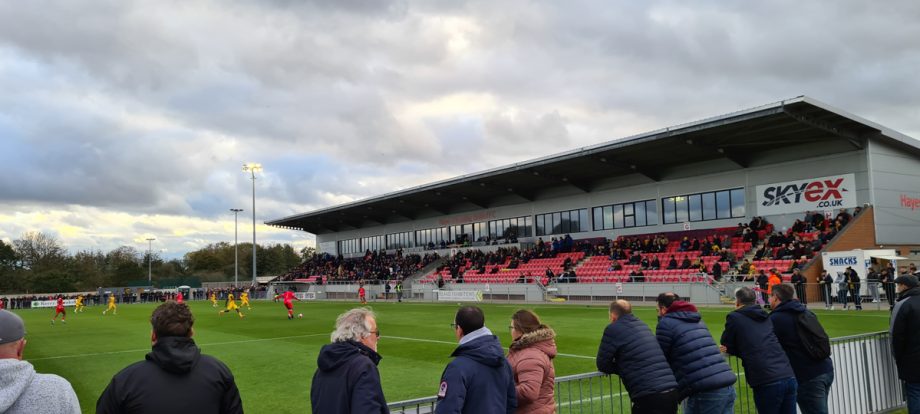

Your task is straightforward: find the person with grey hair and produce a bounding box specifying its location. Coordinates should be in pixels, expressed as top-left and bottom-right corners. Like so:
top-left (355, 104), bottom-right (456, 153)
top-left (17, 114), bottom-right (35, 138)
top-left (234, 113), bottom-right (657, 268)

top-left (311, 307), bottom-right (388, 413)
top-left (721, 287), bottom-right (797, 414)
top-left (0, 310), bottom-right (80, 414)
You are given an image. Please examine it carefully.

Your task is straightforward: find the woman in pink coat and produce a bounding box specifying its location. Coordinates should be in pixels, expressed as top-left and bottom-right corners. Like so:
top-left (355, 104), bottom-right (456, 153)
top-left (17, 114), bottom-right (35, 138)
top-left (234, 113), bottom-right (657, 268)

top-left (507, 309), bottom-right (557, 414)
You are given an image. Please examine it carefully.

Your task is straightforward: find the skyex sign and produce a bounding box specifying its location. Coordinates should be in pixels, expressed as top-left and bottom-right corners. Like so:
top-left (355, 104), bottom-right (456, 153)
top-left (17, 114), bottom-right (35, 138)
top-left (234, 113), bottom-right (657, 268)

top-left (757, 174), bottom-right (857, 216)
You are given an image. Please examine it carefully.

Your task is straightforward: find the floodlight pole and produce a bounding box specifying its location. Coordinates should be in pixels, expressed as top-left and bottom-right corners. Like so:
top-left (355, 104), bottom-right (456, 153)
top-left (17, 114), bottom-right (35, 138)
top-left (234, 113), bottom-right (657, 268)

top-left (146, 237), bottom-right (156, 285)
top-left (231, 208), bottom-right (244, 287)
top-left (243, 163), bottom-right (262, 286)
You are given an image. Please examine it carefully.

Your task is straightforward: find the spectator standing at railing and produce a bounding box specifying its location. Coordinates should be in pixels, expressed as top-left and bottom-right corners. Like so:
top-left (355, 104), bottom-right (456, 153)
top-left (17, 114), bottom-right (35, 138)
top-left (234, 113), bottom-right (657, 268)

top-left (506, 310), bottom-right (556, 414)
top-left (768, 285), bottom-right (834, 414)
top-left (436, 306), bottom-right (516, 414)
top-left (596, 299), bottom-right (679, 413)
top-left (881, 268), bottom-right (897, 309)
top-left (310, 308), bottom-right (387, 414)
top-left (845, 266), bottom-right (862, 310)
top-left (791, 269), bottom-right (807, 304)
top-left (655, 293), bottom-right (736, 414)
top-left (867, 269), bottom-right (881, 303)
top-left (890, 275), bottom-right (920, 414)
top-left (818, 270), bottom-right (835, 310)
top-left (834, 271), bottom-right (849, 310)
top-left (720, 287), bottom-right (797, 414)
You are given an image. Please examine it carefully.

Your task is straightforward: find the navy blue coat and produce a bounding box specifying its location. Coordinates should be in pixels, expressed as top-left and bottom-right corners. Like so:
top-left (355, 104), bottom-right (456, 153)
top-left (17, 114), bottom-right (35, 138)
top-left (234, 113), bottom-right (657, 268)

top-left (656, 302), bottom-right (736, 396)
top-left (769, 300), bottom-right (834, 382)
top-left (596, 314), bottom-right (678, 399)
top-left (311, 341), bottom-right (389, 414)
top-left (721, 305), bottom-right (795, 387)
top-left (435, 333), bottom-right (516, 414)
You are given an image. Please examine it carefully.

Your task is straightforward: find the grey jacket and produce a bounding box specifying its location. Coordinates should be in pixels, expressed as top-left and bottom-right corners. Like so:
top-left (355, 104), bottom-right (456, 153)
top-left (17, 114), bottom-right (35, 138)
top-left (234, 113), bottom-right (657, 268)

top-left (0, 359), bottom-right (80, 414)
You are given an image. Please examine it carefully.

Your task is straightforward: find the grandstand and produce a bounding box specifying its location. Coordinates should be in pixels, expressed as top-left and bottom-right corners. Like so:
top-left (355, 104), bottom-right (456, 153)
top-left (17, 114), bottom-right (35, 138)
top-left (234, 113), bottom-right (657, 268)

top-left (267, 96), bottom-right (920, 303)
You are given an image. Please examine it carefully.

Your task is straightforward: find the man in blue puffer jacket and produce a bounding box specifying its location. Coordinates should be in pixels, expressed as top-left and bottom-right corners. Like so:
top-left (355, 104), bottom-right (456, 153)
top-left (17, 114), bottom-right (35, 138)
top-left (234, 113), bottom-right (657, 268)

top-left (721, 287), bottom-right (797, 414)
top-left (655, 293), bottom-right (736, 414)
top-left (597, 299), bottom-right (679, 414)
top-left (435, 306), bottom-right (516, 414)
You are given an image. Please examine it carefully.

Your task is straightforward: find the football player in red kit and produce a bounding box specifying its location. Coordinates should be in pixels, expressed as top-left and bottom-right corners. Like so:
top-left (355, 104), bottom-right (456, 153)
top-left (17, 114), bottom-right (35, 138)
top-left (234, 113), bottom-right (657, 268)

top-left (176, 292), bottom-right (184, 304)
top-left (274, 289), bottom-right (300, 319)
top-left (51, 295), bottom-right (66, 326)
top-left (358, 285), bottom-right (367, 304)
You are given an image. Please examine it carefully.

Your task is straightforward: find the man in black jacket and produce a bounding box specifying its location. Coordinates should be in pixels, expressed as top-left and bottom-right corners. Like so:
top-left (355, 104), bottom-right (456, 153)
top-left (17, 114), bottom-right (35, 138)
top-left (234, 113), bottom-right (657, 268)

top-left (769, 285), bottom-right (834, 414)
top-left (96, 301), bottom-right (242, 414)
top-left (721, 287), bottom-right (797, 414)
top-left (597, 299), bottom-right (679, 413)
top-left (891, 275), bottom-right (920, 414)
top-left (311, 308), bottom-right (388, 413)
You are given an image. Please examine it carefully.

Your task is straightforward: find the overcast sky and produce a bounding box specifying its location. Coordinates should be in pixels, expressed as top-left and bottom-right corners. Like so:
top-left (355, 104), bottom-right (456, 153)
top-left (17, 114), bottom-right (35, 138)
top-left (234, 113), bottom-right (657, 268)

top-left (2, 0), bottom-right (919, 258)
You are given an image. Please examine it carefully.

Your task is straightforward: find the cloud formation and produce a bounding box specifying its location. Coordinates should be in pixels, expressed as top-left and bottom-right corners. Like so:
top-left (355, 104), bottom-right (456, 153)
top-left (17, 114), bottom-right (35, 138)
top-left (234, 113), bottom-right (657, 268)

top-left (1, 0), bottom-right (918, 256)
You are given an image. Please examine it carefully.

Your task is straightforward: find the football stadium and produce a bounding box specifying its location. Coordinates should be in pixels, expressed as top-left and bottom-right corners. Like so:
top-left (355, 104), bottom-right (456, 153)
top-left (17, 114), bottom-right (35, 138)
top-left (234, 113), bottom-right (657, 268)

top-left (3, 97), bottom-right (920, 414)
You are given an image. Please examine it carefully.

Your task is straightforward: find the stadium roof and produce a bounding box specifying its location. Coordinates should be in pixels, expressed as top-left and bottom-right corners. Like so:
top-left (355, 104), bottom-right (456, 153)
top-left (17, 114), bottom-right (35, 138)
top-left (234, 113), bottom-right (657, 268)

top-left (268, 96), bottom-right (920, 234)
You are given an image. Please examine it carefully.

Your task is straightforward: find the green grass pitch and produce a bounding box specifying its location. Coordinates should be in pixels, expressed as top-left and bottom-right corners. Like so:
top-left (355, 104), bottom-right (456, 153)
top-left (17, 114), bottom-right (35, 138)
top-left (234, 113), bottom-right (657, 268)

top-left (13, 300), bottom-right (891, 413)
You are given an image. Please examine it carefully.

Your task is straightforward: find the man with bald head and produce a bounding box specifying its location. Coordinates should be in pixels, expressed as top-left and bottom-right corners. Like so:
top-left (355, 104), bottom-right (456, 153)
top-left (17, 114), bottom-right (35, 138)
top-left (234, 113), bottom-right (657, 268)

top-left (597, 300), bottom-right (679, 413)
top-left (0, 309), bottom-right (80, 414)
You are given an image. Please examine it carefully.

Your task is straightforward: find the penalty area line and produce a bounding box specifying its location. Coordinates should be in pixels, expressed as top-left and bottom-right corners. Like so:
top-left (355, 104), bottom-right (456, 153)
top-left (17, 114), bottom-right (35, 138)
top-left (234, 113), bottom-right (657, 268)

top-left (382, 335), bottom-right (596, 360)
top-left (29, 333), bottom-right (328, 362)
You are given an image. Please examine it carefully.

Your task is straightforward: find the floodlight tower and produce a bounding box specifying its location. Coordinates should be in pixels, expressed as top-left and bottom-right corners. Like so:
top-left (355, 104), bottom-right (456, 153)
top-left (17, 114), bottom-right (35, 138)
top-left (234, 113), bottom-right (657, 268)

top-left (146, 237), bottom-right (156, 285)
top-left (242, 162), bottom-right (263, 284)
top-left (230, 208), bottom-right (244, 287)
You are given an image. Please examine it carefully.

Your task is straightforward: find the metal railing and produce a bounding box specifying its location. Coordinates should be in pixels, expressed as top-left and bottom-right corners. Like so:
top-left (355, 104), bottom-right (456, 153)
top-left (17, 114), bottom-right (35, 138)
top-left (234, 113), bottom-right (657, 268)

top-left (388, 331), bottom-right (905, 413)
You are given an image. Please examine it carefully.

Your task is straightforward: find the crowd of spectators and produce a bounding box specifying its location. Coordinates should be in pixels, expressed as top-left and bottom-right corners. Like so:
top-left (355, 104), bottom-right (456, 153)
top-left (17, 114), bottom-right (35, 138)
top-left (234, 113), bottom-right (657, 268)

top-left (278, 250), bottom-right (440, 283)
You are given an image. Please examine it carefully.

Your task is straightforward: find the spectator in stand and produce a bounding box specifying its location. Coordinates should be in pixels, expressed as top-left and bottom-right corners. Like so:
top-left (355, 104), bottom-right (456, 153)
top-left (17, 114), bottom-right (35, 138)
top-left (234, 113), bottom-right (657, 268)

top-left (790, 268), bottom-right (807, 304)
top-left (436, 306), bottom-right (516, 414)
top-left (738, 259), bottom-right (752, 275)
top-left (845, 266), bottom-right (862, 310)
top-left (679, 237), bottom-right (691, 252)
top-left (891, 275), bottom-right (920, 414)
top-left (667, 255), bottom-right (678, 270)
top-left (768, 285), bottom-right (834, 414)
top-left (310, 308), bottom-right (387, 414)
top-left (655, 293), bottom-right (736, 413)
top-left (97, 302), bottom-right (242, 414)
top-left (629, 251), bottom-right (642, 265)
top-left (650, 256), bottom-right (661, 270)
top-left (506, 310), bottom-right (556, 414)
top-left (835, 209), bottom-right (851, 227)
top-left (721, 287), bottom-right (797, 414)
top-left (680, 256), bottom-right (692, 270)
top-left (818, 270), bottom-right (834, 310)
top-left (597, 300), bottom-right (679, 413)
top-left (714, 260), bottom-right (726, 281)
top-left (754, 245), bottom-right (769, 261)
top-left (630, 268), bottom-right (645, 283)
top-left (0, 310), bottom-right (81, 414)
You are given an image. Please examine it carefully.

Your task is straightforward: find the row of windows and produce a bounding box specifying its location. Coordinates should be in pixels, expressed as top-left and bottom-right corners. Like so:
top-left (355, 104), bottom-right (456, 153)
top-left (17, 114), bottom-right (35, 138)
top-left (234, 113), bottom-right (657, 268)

top-left (337, 188), bottom-right (747, 253)
top-left (337, 238), bottom-right (361, 255)
top-left (386, 231), bottom-right (414, 249)
top-left (535, 209), bottom-right (589, 236)
top-left (593, 200), bottom-right (658, 231)
top-left (360, 235), bottom-right (384, 252)
top-left (662, 188), bottom-right (745, 224)
top-left (416, 227), bottom-right (449, 247)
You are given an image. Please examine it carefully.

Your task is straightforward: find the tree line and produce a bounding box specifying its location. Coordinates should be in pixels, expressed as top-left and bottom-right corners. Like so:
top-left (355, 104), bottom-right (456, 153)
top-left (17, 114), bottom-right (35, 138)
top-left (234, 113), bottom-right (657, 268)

top-left (0, 232), bottom-right (312, 293)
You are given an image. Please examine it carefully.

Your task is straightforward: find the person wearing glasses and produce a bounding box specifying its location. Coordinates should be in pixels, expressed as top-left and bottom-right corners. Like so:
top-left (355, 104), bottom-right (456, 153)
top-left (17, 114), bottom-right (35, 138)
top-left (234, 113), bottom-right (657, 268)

top-left (436, 306), bottom-right (516, 414)
top-left (311, 308), bottom-right (387, 414)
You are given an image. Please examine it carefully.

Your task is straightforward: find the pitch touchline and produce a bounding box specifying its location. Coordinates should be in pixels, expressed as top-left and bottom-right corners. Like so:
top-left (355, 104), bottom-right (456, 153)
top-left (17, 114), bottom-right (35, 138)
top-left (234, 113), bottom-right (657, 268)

top-left (29, 333), bottom-right (328, 362)
top-left (382, 335), bottom-right (596, 359)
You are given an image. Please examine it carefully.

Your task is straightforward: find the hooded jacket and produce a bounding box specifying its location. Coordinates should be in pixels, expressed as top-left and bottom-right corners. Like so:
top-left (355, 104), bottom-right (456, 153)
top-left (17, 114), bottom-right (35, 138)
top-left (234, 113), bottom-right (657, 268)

top-left (655, 301), bottom-right (736, 397)
top-left (311, 340), bottom-right (388, 414)
top-left (769, 299), bottom-right (834, 382)
top-left (596, 313), bottom-right (678, 399)
top-left (436, 329), bottom-right (516, 414)
top-left (891, 287), bottom-right (920, 382)
top-left (720, 305), bottom-right (795, 387)
top-left (0, 359), bottom-right (80, 414)
top-left (507, 328), bottom-right (557, 414)
top-left (96, 336), bottom-right (242, 414)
